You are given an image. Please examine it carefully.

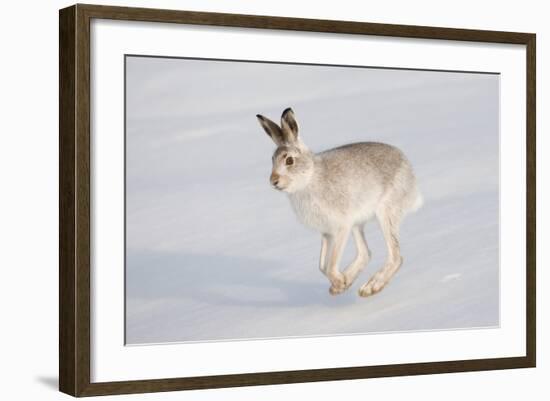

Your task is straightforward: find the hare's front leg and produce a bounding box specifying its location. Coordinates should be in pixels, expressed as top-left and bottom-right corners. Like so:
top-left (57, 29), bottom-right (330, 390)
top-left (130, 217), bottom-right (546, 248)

top-left (342, 224), bottom-right (370, 286)
top-left (325, 228), bottom-right (350, 295)
top-left (318, 234), bottom-right (330, 275)
top-left (359, 207), bottom-right (403, 297)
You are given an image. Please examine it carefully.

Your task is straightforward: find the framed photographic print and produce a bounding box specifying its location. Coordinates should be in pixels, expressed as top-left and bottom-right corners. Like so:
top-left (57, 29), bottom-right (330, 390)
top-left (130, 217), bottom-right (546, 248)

top-left (59, 3), bottom-right (536, 397)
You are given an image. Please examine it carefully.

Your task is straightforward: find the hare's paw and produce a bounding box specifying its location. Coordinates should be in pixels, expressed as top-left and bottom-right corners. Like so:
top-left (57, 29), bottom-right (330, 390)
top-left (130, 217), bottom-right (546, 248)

top-left (329, 284), bottom-right (347, 296)
top-left (358, 271), bottom-right (387, 297)
top-left (328, 272), bottom-right (348, 296)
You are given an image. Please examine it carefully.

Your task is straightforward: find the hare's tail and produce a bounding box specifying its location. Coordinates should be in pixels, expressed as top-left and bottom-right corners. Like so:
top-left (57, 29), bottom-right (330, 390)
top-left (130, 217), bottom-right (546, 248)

top-left (410, 190), bottom-right (423, 213)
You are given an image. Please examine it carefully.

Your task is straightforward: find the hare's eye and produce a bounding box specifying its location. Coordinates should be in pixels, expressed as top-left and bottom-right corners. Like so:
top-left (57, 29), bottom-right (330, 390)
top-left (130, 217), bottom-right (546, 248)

top-left (286, 156), bottom-right (294, 166)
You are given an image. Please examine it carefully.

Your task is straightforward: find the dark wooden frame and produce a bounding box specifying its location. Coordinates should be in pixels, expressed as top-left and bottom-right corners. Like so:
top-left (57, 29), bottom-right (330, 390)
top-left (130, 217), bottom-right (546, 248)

top-left (59, 3), bottom-right (536, 397)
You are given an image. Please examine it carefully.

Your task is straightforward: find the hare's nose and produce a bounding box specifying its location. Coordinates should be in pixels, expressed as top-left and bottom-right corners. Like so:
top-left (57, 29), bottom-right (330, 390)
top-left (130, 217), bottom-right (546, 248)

top-left (270, 173), bottom-right (280, 186)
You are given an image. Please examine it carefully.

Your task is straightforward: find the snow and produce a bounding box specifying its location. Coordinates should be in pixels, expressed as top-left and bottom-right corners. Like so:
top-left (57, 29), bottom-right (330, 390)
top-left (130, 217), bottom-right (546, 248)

top-left (125, 56), bottom-right (499, 344)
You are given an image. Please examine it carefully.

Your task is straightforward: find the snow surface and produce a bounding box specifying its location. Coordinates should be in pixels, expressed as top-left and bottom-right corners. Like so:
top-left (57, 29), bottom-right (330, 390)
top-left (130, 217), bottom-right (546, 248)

top-left (125, 56), bottom-right (499, 344)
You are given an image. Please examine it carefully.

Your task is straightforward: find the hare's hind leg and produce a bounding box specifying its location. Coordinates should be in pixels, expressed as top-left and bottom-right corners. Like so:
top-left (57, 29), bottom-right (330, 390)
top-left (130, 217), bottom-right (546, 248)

top-left (359, 206), bottom-right (403, 297)
top-left (342, 224), bottom-right (370, 287)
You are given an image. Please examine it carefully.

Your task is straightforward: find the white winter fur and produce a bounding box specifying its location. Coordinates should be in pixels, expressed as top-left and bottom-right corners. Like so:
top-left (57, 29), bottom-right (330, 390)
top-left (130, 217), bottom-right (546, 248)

top-left (257, 108), bottom-right (422, 296)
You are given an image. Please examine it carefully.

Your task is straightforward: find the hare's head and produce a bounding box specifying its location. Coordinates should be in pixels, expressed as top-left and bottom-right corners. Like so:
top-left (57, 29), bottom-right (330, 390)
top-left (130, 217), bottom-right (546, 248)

top-left (256, 108), bottom-right (314, 193)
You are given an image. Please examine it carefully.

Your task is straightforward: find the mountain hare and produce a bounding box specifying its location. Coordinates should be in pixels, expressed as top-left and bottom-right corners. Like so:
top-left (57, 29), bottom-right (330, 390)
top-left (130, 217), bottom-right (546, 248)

top-left (257, 108), bottom-right (422, 297)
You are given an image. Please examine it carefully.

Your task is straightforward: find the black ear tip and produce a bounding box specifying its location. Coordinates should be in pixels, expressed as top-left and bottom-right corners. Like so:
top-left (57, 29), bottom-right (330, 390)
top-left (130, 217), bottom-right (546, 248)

top-left (282, 107), bottom-right (294, 115)
top-left (256, 114), bottom-right (264, 120)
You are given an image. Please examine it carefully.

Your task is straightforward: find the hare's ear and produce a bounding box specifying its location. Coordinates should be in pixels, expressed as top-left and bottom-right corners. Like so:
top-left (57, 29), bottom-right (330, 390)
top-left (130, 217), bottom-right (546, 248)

top-left (281, 107), bottom-right (299, 143)
top-left (256, 114), bottom-right (285, 146)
